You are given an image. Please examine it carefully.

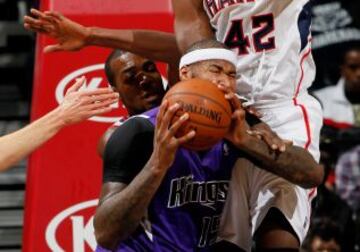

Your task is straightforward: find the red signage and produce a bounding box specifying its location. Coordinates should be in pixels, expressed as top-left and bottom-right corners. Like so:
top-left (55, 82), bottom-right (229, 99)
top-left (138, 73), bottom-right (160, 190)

top-left (23, 0), bottom-right (173, 251)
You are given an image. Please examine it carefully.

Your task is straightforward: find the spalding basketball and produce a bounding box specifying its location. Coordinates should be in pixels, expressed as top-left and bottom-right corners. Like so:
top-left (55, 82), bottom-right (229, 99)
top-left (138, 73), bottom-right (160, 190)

top-left (164, 78), bottom-right (232, 151)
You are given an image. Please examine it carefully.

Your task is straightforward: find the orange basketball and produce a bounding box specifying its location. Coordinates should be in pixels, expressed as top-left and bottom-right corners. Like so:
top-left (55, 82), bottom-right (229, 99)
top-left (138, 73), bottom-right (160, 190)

top-left (164, 78), bottom-right (232, 151)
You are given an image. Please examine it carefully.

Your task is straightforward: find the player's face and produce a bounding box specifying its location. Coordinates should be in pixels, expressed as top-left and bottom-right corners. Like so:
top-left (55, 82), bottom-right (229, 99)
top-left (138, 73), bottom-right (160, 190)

top-left (183, 59), bottom-right (237, 92)
top-left (111, 53), bottom-right (165, 115)
top-left (342, 50), bottom-right (360, 95)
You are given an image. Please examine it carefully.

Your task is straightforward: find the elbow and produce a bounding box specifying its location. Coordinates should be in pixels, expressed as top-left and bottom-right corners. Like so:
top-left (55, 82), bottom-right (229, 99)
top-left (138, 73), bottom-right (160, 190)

top-left (301, 164), bottom-right (324, 189)
top-left (95, 227), bottom-right (128, 251)
top-left (94, 219), bottom-right (117, 251)
top-left (94, 219), bottom-right (130, 250)
top-left (94, 217), bottom-right (120, 250)
top-left (313, 164), bottom-right (325, 187)
top-left (95, 230), bottom-right (117, 251)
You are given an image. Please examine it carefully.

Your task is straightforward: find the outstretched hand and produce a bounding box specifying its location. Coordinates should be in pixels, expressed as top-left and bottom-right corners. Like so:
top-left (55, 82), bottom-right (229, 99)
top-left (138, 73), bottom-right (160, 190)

top-left (24, 8), bottom-right (90, 53)
top-left (57, 76), bottom-right (119, 125)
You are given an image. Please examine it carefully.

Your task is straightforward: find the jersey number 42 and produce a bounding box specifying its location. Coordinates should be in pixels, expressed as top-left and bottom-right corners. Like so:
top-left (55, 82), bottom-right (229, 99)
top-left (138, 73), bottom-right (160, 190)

top-left (224, 13), bottom-right (276, 55)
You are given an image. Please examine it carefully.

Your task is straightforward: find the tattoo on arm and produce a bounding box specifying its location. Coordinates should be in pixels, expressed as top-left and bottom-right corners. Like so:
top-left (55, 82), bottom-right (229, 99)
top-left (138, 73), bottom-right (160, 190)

top-left (94, 157), bottom-right (168, 249)
top-left (240, 137), bottom-right (323, 188)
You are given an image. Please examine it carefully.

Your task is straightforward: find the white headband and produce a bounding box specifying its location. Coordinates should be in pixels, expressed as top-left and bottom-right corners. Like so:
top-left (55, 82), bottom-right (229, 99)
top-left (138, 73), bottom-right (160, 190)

top-left (179, 48), bottom-right (237, 69)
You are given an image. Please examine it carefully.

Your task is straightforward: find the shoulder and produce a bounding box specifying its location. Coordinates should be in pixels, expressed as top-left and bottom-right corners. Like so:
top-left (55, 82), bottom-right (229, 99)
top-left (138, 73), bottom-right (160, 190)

top-left (103, 115), bottom-right (155, 184)
top-left (107, 115), bottom-right (154, 146)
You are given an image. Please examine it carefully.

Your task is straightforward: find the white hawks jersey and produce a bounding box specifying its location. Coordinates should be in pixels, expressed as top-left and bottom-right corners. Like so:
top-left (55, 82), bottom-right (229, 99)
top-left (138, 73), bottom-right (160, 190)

top-left (203, 0), bottom-right (315, 107)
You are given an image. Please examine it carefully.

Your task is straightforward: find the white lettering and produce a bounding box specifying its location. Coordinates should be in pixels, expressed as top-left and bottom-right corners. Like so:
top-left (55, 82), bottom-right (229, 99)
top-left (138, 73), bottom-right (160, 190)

top-left (71, 216), bottom-right (97, 251)
top-left (46, 199), bottom-right (98, 252)
top-left (313, 28), bottom-right (360, 49)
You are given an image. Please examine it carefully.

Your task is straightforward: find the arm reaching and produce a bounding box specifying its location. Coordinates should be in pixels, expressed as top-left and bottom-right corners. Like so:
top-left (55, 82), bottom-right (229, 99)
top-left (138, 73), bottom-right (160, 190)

top-left (172, 0), bottom-right (215, 53)
top-left (0, 77), bottom-right (119, 172)
top-left (24, 9), bottom-right (180, 64)
top-left (220, 85), bottom-right (324, 189)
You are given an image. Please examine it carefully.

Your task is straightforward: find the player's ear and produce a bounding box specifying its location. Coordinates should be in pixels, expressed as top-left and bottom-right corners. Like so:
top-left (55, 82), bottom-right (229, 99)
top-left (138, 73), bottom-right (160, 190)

top-left (179, 66), bottom-right (192, 81)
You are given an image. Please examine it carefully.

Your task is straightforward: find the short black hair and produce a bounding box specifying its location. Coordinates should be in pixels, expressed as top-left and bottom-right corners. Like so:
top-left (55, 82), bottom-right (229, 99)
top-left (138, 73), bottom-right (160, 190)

top-left (104, 49), bottom-right (125, 87)
top-left (185, 39), bottom-right (228, 54)
top-left (341, 45), bottom-right (360, 65)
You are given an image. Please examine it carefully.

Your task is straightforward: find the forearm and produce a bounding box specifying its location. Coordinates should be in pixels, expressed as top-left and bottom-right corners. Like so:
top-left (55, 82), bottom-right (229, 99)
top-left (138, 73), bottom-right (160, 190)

top-left (238, 137), bottom-right (324, 188)
top-left (172, 0), bottom-right (214, 53)
top-left (174, 18), bottom-right (214, 53)
top-left (87, 28), bottom-right (180, 64)
top-left (94, 155), bottom-right (168, 249)
top-left (0, 108), bottom-right (65, 171)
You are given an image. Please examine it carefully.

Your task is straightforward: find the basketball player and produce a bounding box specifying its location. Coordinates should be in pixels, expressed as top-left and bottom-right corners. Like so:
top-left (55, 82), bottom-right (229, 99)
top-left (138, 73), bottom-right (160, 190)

top-left (170, 1), bottom-right (324, 250)
top-left (0, 76), bottom-right (118, 172)
top-left (94, 41), bottom-right (321, 251)
top-left (97, 50), bottom-right (166, 157)
top-left (24, 10), bottom-right (324, 249)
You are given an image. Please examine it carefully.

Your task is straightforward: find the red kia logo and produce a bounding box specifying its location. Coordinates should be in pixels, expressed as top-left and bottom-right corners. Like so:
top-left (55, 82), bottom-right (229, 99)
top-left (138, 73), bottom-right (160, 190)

top-left (46, 199), bottom-right (98, 251)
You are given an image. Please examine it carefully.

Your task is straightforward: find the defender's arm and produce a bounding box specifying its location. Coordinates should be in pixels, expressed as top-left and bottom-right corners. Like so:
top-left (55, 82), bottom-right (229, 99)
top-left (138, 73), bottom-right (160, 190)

top-left (172, 0), bottom-right (215, 53)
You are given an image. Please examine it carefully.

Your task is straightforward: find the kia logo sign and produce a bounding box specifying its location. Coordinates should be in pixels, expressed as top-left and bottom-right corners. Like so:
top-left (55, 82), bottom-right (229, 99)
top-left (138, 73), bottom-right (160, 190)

top-left (46, 199), bottom-right (98, 252)
top-left (56, 64), bottom-right (127, 123)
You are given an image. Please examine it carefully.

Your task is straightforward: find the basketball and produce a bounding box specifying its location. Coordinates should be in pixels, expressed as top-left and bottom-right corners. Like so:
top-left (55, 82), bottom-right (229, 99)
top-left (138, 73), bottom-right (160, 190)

top-left (164, 78), bottom-right (232, 151)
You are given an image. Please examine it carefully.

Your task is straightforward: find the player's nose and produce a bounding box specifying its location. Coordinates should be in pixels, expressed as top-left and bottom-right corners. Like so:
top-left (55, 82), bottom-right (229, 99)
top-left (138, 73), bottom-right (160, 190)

top-left (136, 73), bottom-right (151, 88)
top-left (215, 75), bottom-right (232, 88)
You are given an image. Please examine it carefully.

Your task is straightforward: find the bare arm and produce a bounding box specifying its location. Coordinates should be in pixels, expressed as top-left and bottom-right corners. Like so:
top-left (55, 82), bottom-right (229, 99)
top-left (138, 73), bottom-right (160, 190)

top-left (94, 101), bottom-right (195, 249)
top-left (222, 86), bottom-right (324, 188)
top-left (88, 28), bottom-right (180, 64)
top-left (94, 156), bottom-right (170, 249)
top-left (0, 77), bottom-right (118, 172)
top-left (238, 136), bottom-right (324, 188)
top-left (24, 9), bottom-right (180, 64)
top-left (172, 0), bottom-right (214, 53)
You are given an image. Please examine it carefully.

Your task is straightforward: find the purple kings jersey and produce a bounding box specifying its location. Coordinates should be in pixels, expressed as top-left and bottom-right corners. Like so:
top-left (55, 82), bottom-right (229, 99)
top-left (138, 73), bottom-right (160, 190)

top-left (97, 107), bottom-right (239, 251)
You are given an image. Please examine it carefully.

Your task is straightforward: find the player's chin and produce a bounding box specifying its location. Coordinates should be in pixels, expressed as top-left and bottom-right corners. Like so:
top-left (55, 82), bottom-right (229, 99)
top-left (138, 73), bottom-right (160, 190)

top-left (143, 101), bottom-right (160, 111)
top-left (147, 97), bottom-right (163, 108)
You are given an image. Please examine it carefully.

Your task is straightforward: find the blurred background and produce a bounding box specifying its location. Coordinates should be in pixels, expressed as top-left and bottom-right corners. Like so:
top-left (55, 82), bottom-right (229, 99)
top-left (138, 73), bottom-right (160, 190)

top-left (0, 0), bottom-right (359, 251)
top-left (0, 0), bottom-right (36, 251)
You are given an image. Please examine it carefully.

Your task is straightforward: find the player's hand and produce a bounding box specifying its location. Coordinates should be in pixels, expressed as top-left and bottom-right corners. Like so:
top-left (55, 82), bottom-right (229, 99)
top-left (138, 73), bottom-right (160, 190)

top-left (218, 85), bottom-right (249, 146)
top-left (247, 123), bottom-right (293, 152)
top-left (24, 9), bottom-right (90, 53)
top-left (57, 76), bottom-right (119, 125)
top-left (243, 104), bottom-right (262, 118)
top-left (151, 100), bottom-right (196, 170)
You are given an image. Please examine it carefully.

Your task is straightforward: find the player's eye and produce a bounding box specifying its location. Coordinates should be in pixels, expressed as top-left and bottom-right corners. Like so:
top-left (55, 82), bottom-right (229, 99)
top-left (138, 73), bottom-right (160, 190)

top-left (145, 62), bottom-right (157, 72)
top-left (348, 64), bottom-right (359, 71)
top-left (209, 66), bottom-right (221, 74)
top-left (124, 72), bottom-right (136, 83)
top-left (228, 72), bottom-right (236, 79)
